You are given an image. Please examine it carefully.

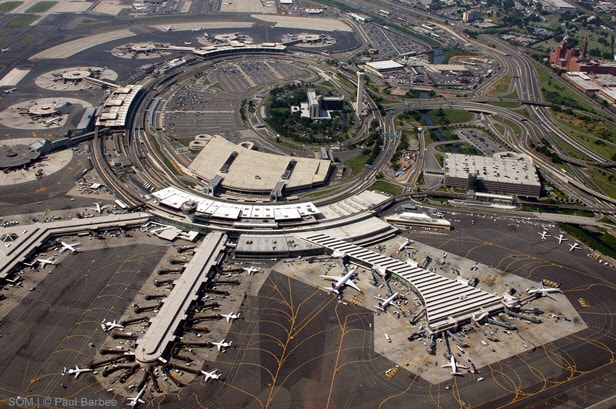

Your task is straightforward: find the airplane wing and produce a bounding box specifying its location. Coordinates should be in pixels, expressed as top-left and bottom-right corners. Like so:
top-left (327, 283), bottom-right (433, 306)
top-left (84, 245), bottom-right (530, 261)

top-left (346, 278), bottom-right (361, 293)
top-left (320, 274), bottom-right (343, 282)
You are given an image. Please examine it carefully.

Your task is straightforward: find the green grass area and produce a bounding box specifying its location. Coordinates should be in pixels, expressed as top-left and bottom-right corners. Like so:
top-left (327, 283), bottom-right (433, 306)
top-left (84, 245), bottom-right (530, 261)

top-left (488, 71), bottom-right (513, 96)
top-left (557, 223), bottom-right (616, 260)
top-left (501, 117), bottom-right (522, 140)
top-left (7, 14), bottom-right (37, 27)
top-left (368, 180), bottom-right (402, 196)
top-left (426, 108), bottom-right (473, 126)
top-left (492, 123), bottom-right (505, 135)
top-left (550, 111), bottom-right (616, 161)
top-left (150, 136), bottom-right (180, 176)
top-left (490, 100), bottom-right (521, 109)
top-left (534, 63), bottom-right (596, 113)
top-left (344, 153), bottom-right (370, 177)
top-left (25, 1), bottom-right (55, 12)
top-left (435, 142), bottom-right (482, 155)
top-left (586, 169), bottom-right (616, 199)
top-left (0, 1), bottom-right (22, 11)
top-left (211, 82), bottom-right (224, 92)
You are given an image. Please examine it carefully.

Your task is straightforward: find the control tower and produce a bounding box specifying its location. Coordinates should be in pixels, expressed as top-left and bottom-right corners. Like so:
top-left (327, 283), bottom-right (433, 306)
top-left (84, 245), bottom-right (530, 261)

top-left (356, 70), bottom-right (365, 116)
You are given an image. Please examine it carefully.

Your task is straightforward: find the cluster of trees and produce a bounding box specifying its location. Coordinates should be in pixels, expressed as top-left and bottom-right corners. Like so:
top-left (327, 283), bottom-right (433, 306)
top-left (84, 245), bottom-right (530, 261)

top-left (531, 138), bottom-right (563, 163)
top-left (542, 88), bottom-right (582, 110)
top-left (266, 84), bottom-right (351, 144)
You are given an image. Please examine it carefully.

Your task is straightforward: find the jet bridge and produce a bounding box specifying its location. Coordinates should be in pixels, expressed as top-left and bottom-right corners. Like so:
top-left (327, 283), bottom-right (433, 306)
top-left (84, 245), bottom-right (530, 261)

top-left (300, 233), bottom-right (504, 334)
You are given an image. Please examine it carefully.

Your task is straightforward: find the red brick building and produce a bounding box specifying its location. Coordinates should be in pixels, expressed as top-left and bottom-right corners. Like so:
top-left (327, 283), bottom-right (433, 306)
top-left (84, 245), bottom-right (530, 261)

top-left (550, 38), bottom-right (616, 75)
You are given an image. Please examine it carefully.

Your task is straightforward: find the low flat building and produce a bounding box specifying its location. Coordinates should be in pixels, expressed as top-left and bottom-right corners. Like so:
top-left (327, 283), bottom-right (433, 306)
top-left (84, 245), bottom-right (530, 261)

top-left (189, 135), bottom-right (331, 196)
top-left (385, 212), bottom-right (451, 230)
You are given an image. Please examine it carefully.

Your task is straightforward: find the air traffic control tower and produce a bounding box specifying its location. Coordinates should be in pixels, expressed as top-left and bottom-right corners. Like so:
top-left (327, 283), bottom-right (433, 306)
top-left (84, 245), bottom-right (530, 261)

top-left (356, 70), bottom-right (365, 116)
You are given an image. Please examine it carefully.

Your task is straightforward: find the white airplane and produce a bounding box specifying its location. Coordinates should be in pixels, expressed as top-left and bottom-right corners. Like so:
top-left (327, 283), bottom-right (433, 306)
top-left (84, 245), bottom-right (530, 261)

top-left (241, 266), bottom-right (260, 275)
top-left (101, 319), bottom-right (124, 332)
top-left (42, 116), bottom-right (62, 127)
top-left (374, 292), bottom-right (400, 312)
top-left (191, 27), bottom-right (203, 32)
top-left (127, 387), bottom-right (146, 407)
top-left (526, 282), bottom-right (563, 298)
top-left (442, 355), bottom-right (469, 376)
top-left (220, 312), bottom-right (240, 322)
top-left (65, 365), bottom-right (92, 379)
top-left (211, 339), bottom-right (232, 352)
top-left (320, 265), bottom-right (360, 294)
top-left (538, 231), bottom-right (550, 241)
top-left (569, 242), bottom-right (580, 252)
top-left (37, 257), bottom-right (58, 266)
top-left (201, 369), bottom-right (222, 382)
top-left (1, 47), bottom-right (10, 53)
top-left (555, 234), bottom-right (568, 245)
top-left (23, 257), bottom-right (57, 268)
top-left (165, 25), bottom-right (174, 31)
top-left (60, 241), bottom-right (80, 253)
top-left (92, 202), bottom-right (109, 213)
top-left (3, 88), bottom-right (16, 94)
top-left (184, 41), bottom-right (192, 45)
top-left (397, 238), bottom-right (413, 252)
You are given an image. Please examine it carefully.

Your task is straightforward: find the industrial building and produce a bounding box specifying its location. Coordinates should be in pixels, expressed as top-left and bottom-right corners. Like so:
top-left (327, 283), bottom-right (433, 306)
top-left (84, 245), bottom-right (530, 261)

top-left (550, 38), bottom-right (616, 75)
top-left (443, 152), bottom-right (541, 198)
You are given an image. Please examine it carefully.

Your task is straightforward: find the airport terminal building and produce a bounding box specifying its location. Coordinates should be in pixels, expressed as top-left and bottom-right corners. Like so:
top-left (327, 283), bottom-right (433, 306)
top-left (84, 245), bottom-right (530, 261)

top-left (443, 152), bottom-right (541, 198)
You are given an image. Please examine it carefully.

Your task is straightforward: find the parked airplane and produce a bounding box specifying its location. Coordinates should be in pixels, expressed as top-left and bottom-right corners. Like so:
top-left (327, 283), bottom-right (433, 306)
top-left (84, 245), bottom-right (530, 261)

top-left (127, 387), bottom-right (146, 407)
top-left (211, 339), bottom-right (232, 352)
top-left (3, 88), bottom-right (16, 94)
top-left (220, 312), bottom-right (240, 322)
top-left (165, 25), bottom-right (174, 31)
top-left (526, 282), bottom-right (563, 298)
top-left (397, 238), bottom-right (413, 252)
top-left (191, 27), bottom-right (203, 32)
top-left (442, 355), bottom-right (469, 376)
top-left (241, 266), bottom-right (260, 275)
top-left (92, 202), bottom-right (109, 213)
top-left (23, 257), bottom-right (57, 268)
top-left (183, 41), bottom-right (192, 45)
top-left (201, 369), bottom-right (222, 382)
top-left (538, 231), bottom-right (550, 241)
top-left (60, 241), bottom-right (80, 253)
top-left (65, 365), bottom-right (92, 379)
top-left (569, 242), bottom-right (580, 252)
top-left (555, 234), bottom-right (567, 245)
top-left (374, 292), bottom-right (400, 312)
top-left (42, 116), bottom-right (62, 127)
top-left (1, 47), bottom-right (10, 53)
top-left (320, 265), bottom-right (360, 295)
top-left (101, 319), bottom-right (124, 332)
top-left (37, 257), bottom-right (58, 267)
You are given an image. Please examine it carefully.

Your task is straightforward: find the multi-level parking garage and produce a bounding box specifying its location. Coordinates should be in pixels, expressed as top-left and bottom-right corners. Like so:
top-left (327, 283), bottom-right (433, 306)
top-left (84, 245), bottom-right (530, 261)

top-left (300, 233), bottom-right (504, 333)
